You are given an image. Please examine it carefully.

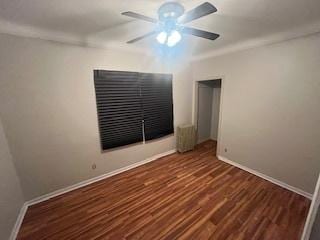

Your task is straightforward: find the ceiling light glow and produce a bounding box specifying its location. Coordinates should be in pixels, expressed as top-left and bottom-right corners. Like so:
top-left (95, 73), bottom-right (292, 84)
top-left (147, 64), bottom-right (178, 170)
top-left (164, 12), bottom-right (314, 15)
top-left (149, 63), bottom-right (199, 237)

top-left (167, 30), bottom-right (181, 47)
top-left (157, 31), bottom-right (167, 44)
top-left (157, 30), bottom-right (182, 47)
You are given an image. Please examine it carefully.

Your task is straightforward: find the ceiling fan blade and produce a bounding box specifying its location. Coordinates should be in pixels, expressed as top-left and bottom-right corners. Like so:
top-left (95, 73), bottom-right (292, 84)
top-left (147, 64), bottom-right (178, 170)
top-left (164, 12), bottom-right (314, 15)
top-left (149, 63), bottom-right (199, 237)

top-left (127, 31), bottom-right (157, 44)
top-left (122, 11), bottom-right (158, 24)
top-left (181, 27), bottom-right (220, 40)
top-left (178, 2), bottom-right (217, 24)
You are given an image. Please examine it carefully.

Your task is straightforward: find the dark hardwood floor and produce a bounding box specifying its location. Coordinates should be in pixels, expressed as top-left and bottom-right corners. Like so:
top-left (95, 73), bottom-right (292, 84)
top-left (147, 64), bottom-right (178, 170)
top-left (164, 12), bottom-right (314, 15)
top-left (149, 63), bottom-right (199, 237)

top-left (17, 141), bottom-right (310, 240)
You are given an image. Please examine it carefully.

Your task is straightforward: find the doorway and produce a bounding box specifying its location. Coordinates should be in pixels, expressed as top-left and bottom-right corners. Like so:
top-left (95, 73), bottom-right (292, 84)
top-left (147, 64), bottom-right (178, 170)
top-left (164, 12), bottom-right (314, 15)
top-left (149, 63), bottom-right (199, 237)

top-left (196, 79), bottom-right (222, 153)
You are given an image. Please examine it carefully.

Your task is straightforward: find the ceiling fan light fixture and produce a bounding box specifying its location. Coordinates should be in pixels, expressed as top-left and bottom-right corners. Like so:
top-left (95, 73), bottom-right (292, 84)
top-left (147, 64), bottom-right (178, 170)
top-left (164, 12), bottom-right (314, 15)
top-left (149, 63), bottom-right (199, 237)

top-left (167, 30), bottom-right (181, 47)
top-left (158, 2), bottom-right (185, 21)
top-left (157, 31), bottom-right (167, 44)
top-left (123, 2), bottom-right (219, 45)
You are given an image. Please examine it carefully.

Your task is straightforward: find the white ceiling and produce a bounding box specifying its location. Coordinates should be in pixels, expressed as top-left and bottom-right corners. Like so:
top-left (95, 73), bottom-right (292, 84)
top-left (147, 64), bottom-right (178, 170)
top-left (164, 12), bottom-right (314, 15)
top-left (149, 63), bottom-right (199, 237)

top-left (0, 0), bottom-right (320, 57)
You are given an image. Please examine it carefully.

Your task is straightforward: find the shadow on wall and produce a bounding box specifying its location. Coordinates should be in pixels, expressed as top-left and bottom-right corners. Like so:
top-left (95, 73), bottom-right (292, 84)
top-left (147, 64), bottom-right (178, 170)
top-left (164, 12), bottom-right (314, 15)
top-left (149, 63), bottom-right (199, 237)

top-left (310, 207), bottom-right (320, 239)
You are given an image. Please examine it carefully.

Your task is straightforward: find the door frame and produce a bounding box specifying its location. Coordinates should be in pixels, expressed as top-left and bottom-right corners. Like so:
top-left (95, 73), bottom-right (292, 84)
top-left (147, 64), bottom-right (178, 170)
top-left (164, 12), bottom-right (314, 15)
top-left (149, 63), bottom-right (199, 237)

top-left (192, 75), bottom-right (225, 156)
top-left (192, 75), bottom-right (318, 240)
top-left (302, 174), bottom-right (320, 239)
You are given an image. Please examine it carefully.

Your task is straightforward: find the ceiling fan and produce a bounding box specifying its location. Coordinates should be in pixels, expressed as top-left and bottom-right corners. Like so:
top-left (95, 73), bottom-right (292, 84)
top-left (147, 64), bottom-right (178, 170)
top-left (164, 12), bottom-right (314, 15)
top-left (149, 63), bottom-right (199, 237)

top-left (121, 1), bottom-right (219, 47)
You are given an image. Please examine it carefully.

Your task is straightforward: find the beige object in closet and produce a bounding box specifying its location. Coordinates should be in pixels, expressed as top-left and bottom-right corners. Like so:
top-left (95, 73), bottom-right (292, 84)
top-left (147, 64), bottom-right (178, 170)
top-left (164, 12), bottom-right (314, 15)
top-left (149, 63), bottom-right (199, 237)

top-left (176, 124), bottom-right (196, 153)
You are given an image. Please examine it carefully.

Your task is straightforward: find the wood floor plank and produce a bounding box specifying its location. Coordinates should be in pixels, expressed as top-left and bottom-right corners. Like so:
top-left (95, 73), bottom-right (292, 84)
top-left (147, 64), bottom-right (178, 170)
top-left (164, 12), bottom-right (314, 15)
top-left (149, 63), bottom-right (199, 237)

top-left (17, 141), bottom-right (310, 240)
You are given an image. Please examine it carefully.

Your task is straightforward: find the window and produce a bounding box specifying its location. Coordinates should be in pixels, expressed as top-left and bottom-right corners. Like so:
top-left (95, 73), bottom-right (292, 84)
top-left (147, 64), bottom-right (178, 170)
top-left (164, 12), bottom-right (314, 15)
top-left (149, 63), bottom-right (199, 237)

top-left (94, 70), bottom-right (173, 150)
top-left (140, 73), bottom-right (174, 141)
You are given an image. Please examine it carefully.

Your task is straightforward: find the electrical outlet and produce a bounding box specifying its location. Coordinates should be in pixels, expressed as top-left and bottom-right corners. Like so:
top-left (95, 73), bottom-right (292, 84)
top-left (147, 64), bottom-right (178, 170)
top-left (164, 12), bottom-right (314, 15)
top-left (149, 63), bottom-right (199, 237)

top-left (92, 163), bottom-right (97, 170)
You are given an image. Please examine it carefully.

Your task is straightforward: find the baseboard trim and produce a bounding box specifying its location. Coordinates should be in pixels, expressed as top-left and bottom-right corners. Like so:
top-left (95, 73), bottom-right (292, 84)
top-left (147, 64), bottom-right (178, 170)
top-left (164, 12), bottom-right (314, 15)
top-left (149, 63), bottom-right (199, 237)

top-left (27, 149), bottom-right (176, 206)
top-left (197, 138), bottom-right (211, 144)
top-left (10, 149), bottom-right (175, 239)
top-left (9, 203), bottom-right (28, 240)
top-left (217, 155), bottom-right (313, 200)
top-left (12, 150), bottom-right (310, 239)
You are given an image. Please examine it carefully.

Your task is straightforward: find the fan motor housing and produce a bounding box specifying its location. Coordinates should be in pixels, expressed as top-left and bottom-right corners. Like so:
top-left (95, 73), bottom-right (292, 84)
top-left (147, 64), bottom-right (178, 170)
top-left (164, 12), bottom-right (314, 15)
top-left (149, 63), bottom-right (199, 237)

top-left (158, 2), bottom-right (185, 21)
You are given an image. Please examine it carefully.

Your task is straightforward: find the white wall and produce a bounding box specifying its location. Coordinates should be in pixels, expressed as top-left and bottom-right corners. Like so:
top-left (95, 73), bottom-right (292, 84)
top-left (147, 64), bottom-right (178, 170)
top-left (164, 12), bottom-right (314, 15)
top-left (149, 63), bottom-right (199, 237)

top-left (210, 87), bottom-right (221, 141)
top-left (197, 83), bottom-right (213, 143)
top-left (192, 33), bottom-right (320, 194)
top-left (0, 33), bottom-right (193, 200)
top-left (0, 117), bottom-right (24, 240)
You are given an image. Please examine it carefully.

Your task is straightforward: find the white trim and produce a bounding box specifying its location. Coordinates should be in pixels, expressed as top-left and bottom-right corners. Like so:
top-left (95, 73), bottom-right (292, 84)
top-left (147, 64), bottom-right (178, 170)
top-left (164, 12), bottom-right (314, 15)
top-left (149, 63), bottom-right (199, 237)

top-left (0, 19), bottom-right (82, 46)
top-left (217, 155), bottom-right (313, 200)
top-left (0, 20), bottom-right (150, 56)
top-left (197, 137), bottom-right (211, 144)
top-left (9, 203), bottom-right (28, 240)
top-left (10, 150), bottom-right (311, 239)
top-left (192, 21), bottom-right (320, 61)
top-left (10, 149), bottom-right (175, 239)
top-left (193, 76), bottom-right (225, 156)
top-left (1, 18), bottom-right (320, 60)
top-left (27, 149), bottom-right (176, 206)
top-left (301, 173), bottom-right (320, 240)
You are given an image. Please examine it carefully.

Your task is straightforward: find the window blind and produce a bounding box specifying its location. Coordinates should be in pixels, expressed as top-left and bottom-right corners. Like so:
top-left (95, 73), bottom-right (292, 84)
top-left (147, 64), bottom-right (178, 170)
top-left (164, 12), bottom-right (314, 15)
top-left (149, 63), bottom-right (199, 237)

top-left (94, 70), bottom-right (174, 150)
top-left (140, 73), bottom-right (174, 141)
top-left (94, 70), bottom-right (143, 150)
